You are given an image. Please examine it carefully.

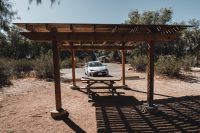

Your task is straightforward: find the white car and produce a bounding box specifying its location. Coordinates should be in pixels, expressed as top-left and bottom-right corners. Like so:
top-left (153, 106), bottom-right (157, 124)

top-left (84, 61), bottom-right (109, 77)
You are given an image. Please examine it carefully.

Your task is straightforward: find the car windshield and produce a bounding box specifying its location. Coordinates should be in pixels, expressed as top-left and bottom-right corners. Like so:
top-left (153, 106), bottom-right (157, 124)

top-left (88, 62), bottom-right (103, 67)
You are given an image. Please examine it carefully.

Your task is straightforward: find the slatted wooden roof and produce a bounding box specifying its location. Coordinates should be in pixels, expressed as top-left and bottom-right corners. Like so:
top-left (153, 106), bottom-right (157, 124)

top-left (14, 23), bottom-right (190, 50)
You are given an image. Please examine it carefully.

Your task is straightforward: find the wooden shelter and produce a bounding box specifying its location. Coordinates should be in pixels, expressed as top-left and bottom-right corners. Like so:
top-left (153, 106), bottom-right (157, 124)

top-left (14, 23), bottom-right (189, 117)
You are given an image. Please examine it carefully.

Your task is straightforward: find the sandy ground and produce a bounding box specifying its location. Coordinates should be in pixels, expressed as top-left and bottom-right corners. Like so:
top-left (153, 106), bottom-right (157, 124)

top-left (0, 64), bottom-right (200, 133)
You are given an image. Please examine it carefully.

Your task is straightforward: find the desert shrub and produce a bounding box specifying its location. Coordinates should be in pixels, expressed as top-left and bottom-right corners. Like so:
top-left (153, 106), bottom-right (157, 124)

top-left (0, 66), bottom-right (8, 87)
top-left (130, 55), bottom-right (147, 72)
top-left (34, 51), bottom-right (54, 79)
top-left (61, 58), bottom-right (71, 68)
top-left (0, 59), bottom-right (34, 78)
top-left (12, 59), bottom-right (34, 77)
top-left (156, 55), bottom-right (181, 76)
top-left (0, 58), bottom-right (12, 76)
top-left (181, 55), bottom-right (196, 71)
top-left (0, 58), bottom-right (11, 87)
top-left (61, 57), bottom-right (85, 68)
top-left (75, 57), bottom-right (86, 67)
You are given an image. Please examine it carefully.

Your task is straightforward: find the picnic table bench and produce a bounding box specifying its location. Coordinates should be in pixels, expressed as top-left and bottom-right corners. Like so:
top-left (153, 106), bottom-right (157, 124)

top-left (81, 77), bottom-right (123, 98)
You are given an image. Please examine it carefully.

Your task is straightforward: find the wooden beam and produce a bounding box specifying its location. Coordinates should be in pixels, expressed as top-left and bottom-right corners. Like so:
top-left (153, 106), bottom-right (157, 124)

top-left (80, 86), bottom-right (123, 89)
top-left (71, 44), bottom-right (76, 86)
top-left (52, 40), bottom-right (62, 110)
top-left (112, 26), bottom-right (118, 32)
top-left (59, 45), bottom-right (136, 51)
top-left (20, 32), bottom-right (180, 42)
top-left (93, 24), bottom-right (95, 32)
top-left (69, 24), bottom-right (73, 32)
top-left (147, 41), bottom-right (154, 107)
top-left (102, 41), bottom-right (107, 45)
top-left (121, 45), bottom-right (126, 85)
top-left (101, 26), bottom-right (118, 45)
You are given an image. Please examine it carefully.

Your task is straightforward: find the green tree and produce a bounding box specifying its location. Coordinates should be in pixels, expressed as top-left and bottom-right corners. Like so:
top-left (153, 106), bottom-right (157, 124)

top-left (0, 0), bottom-right (17, 32)
top-left (188, 19), bottom-right (200, 53)
top-left (28, 0), bottom-right (60, 6)
top-left (124, 8), bottom-right (187, 58)
top-left (0, 26), bottom-right (52, 59)
top-left (125, 8), bottom-right (173, 25)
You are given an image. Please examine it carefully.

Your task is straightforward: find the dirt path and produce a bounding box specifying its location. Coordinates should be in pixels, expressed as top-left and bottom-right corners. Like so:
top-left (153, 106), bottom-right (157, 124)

top-left (0, 78), bottom-right (95, 133)
top-left (0, 70), bottom-right (200, 132)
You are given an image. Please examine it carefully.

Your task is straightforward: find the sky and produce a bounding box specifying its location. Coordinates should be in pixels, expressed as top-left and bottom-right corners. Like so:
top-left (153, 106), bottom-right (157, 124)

top-left (12, 0), bottom-right (200, 24)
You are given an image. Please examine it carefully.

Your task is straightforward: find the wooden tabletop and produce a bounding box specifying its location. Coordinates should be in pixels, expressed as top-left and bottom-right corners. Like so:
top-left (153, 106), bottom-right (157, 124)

top-left (81, 77), bottom-right (121, 81)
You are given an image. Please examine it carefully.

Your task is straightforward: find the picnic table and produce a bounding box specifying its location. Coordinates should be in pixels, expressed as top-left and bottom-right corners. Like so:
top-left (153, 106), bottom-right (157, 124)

top-left (81, 77), bottom-right (122, 98)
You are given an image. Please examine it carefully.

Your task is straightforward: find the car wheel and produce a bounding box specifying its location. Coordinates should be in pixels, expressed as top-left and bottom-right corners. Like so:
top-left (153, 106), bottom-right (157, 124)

top-left (91, 73), bottom-right (94, 77)
top-left (87, 72), bottom-right (90, 77)
top-left (107, 73), bottom-right (109, 77)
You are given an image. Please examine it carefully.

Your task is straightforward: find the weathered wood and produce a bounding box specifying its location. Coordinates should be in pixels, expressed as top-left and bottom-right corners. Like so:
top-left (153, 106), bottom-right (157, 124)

top-left (81, 77), bottom-right (121, 81)
top-left (80, 86), bottom-right (124, 89)
top-left (60, 45), bottom-right (136, 50)
top-left (15, 23), bottom-right (190, 34)
top-left (81, 76), bottom-right (122, 96)
top-left (20, 32), bottom-right (180, 42)
top-left (147, 41), bottom-right (154, 107)
top-left (71, 44), bottom-right (76, 86)
top-left (121, 46), bottom-right (126, 85)
top-left (52, 40), bottom-right (62, 110)
top-left (87, 91), bottom-right (125, 94)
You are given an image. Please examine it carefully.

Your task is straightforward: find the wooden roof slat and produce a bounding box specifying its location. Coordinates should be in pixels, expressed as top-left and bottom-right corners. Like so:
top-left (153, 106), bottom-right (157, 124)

top-left (14, 23), bottom-right (190, 33)
top-left (14, 23), bottom-right (191, 46)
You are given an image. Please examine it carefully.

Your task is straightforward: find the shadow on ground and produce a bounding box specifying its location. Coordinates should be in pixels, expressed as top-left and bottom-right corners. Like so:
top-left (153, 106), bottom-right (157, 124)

top-left (93, 95), bottom-right (200, 132)
top-left (177, 74), bottom-right (200, 83)
top-left (53, 115), bottom-right (87, 133)
top-left (0, 78), bottom-right (12, 90)
top-left (62, 116), bottom-right (87, 133)
top-left (125, 87), bottom-right (174, 98)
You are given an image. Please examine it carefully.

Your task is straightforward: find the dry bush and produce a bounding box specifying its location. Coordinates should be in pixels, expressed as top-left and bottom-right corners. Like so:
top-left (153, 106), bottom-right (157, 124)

top-left (181, 55), bottom-right (196, 71)
top-left (130, 55), bottom-right (147, 72)
top-left (156, 55), bottom-right (181, 76)
top-left (0, 58), bottom-right (12, 87)
top-left (34, 51), bottom-right (54, 79)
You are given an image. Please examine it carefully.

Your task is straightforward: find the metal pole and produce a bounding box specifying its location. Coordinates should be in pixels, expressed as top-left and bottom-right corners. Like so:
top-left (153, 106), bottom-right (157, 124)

top-left (147, 41), bottom-right (154, 107)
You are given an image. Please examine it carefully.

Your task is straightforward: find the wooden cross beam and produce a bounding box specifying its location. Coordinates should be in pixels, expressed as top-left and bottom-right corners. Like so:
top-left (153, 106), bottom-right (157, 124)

top-left (20, 32), bottom-right (179, 42)
top-left (59, 45), bottom-right (136, 51)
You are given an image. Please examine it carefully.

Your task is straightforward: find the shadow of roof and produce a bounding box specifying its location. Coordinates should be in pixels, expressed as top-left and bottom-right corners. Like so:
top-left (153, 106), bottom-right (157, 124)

top-left (94, 95), bottom-right (200, 132)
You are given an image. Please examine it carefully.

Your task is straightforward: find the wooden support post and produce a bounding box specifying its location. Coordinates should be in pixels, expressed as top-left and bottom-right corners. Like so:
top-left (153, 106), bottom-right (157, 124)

top-left (141, 41), bottom-right (159, 114)
top-left (121, 46), bottom-right (126, 86)
top-left (52, 40), bottom-right (62, 110)
top-left (51, 29), bottom-right (68, 119)
top-left (147, 41), bottom-right (154, 107)
top-left (71, 46), bottom-right (76, 86)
